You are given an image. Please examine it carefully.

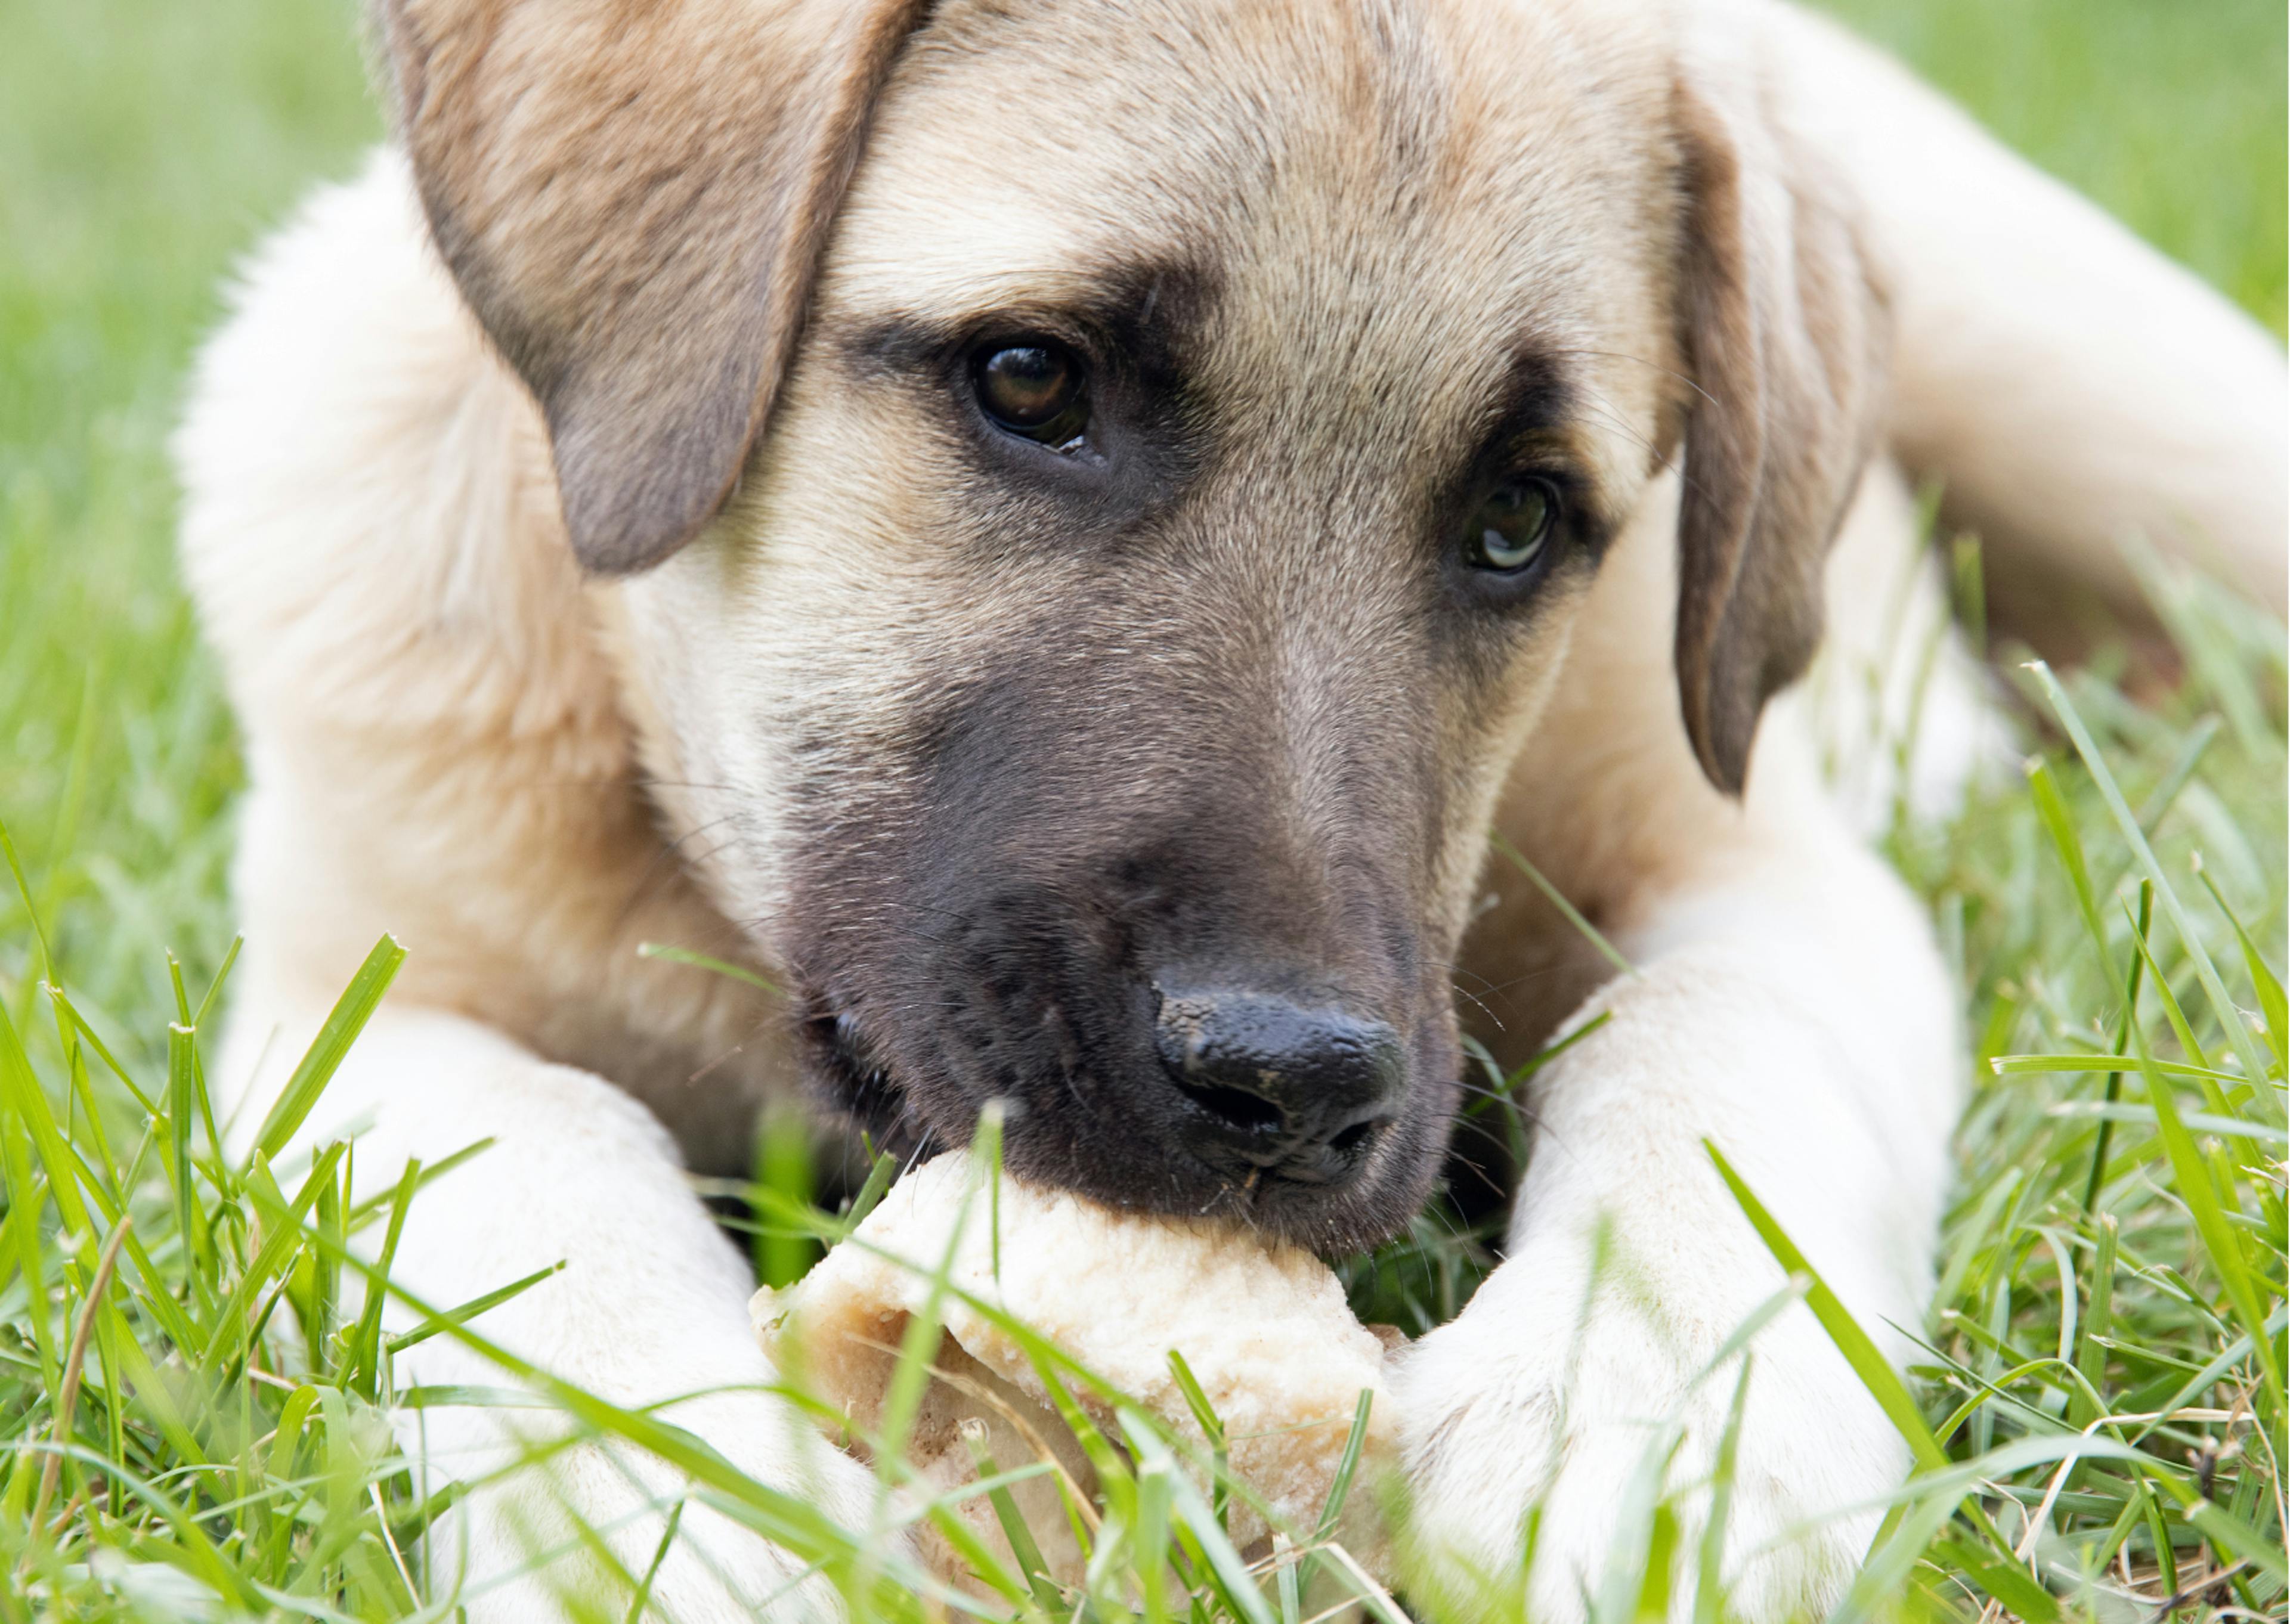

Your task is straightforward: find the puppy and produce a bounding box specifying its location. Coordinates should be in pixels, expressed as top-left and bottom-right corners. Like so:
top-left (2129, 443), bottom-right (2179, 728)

top-left (175, 0), bottom-right (2286, 1616)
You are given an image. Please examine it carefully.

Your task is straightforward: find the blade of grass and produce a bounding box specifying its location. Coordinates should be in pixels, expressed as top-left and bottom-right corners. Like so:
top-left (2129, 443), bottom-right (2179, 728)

top-left (2135, 714), bottom-right (2221, 833)
top-left (2122, 1021), bottom-right (2283, 1415)
top-left (166, 1021), bottom-right (203, 1287)
top-left (1490, 833), bottom-right (1632, 975)
top-left (635, 941), bottom-right (779, 996)
top-left (0, 812), bottom-right (55, 989)
top-left (42, 985), bottom-right (158, 1115)
top-left (190, 934), bottom-right (243, 1033)
top-left (753, 1106), bottom-right (819, 1290)
top-left (2089, 884), bottom-right (2152, 1216)
top-left (2028, 661), bottom-right (2273, 1092)
top-left (267, 1383), bottom-right (320, 1484)
top-left (1312, 1389), bottom-right (1376, 1543)
top-left (2026, 758), bottom-right (2110, 959)
top-left (199, 1142), bottom-right (346, 1368)
top-left (1505, 1009), bottom-right (1613, 1089)
top-left (0, 992), bottom-right (91, 1238)
top-left (2071, 1216), bottom-right (2117, 1427)
top-left (2192, 863), bottom-right (2285, 1071)
top-left (1694, 1353), bottom-right (1754, 1624)
top-left (1166, 1349), bottom-right (1229, 1535)
top-left (1706, 1140), bottom-right (1946, 1471)
top-left (1135, 1445), bottom-right (1173, 1624)
top-left (346, 1135), bottom-right (494, 1227)
top-left (248, 934), bottom-right (406, 1169)
top-left (1929, 1532), bottom-right (2063, 1623)
top-left (385, 1260), bottom-right (566, 1355)
top-left (24, 1213), bottom-right (129, 1548)
top-left (348, 1158), bottom-right (420, 1397)
top-left (960, 1432), bottom-right (1059, 1610)
top-left (1119, 1412), bottom-right (1273, 1624)
top-left (843, 1149), bottom-right (898, 1229)
top-left (0, 1070), bottom-right (61, 1388)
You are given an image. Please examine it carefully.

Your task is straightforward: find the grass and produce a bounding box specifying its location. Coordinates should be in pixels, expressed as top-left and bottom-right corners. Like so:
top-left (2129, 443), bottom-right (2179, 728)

top-left (1814, 0), bottom-right (2287, 334)
top-left (0, 0), bottom-right (2282, 1619)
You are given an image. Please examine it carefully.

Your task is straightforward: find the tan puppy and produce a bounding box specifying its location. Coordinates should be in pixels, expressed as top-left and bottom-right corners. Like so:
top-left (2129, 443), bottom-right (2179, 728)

top-left (175, 0), bottom-right (2285, 1617)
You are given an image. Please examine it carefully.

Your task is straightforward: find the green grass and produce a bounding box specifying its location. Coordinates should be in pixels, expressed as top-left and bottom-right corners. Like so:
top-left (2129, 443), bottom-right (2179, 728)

top-left (0, 1), bottom-right (2283, 1619)
top-left (1815, 0), bottom-right (2287, 334)
top-left (0, 0), bottom-right (376, 1049)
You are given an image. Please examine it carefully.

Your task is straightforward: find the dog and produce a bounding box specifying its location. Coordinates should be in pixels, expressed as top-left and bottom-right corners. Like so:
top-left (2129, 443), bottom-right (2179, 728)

top-left (175, 0), bottom-right (2286, 1616)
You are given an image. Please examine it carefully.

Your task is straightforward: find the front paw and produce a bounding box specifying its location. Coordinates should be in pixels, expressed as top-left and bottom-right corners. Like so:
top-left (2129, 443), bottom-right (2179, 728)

top-left (1388, 1265), bottom-right (1908, 1622)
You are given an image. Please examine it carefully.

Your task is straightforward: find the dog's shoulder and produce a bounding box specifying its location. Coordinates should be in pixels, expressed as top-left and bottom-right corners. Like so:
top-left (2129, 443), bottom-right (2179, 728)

top-left (175, 151), bottom-right (781, 1148)
top-left (175, 147), bottom-right (614, 760)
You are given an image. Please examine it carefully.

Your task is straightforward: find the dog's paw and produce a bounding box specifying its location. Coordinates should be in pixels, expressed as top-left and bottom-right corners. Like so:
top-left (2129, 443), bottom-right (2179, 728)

top-left (1387, 1253), bottom-right (1908, 1622)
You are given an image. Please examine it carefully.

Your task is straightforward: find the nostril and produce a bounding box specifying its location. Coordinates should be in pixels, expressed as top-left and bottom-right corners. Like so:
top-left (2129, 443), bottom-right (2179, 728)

top-left (1327, 1117), bottom-right (1378, 1157)
top-left (1153, 985), bottom-right (1406, 1177)
top-left (1177, 1078), bottom-right (1286, 1133)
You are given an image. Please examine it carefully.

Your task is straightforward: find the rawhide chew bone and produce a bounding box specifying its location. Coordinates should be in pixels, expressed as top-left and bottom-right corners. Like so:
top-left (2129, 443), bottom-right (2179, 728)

top-left (750, 1152), bottom-right (1398, 1589)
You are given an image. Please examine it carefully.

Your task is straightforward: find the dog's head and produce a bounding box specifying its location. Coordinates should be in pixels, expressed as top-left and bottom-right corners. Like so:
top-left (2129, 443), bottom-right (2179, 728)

top-left (376, 0), bottom-right (1886, 1250)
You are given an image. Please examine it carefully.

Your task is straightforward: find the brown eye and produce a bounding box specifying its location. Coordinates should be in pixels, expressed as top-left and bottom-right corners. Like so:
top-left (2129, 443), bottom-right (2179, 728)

top-left (973, 341), bottom-right (1089, 447)
top-left (1465, 476), bottom-right (1558, 572)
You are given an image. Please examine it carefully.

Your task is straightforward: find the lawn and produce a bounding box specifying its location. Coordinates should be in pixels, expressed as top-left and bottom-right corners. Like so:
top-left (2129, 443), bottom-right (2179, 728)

top-left (0, 1), bottom-right (2282, 1620)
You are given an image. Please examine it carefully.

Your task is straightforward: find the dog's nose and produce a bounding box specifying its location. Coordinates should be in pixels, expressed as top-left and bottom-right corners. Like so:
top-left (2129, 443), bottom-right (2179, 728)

top-left (1154, 988), bottom-right (1404, 1186)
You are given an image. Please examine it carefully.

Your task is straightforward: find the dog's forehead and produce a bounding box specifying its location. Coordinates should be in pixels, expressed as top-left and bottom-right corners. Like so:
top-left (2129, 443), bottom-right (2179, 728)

top-left (821, 0), bottom-right (1681, 463)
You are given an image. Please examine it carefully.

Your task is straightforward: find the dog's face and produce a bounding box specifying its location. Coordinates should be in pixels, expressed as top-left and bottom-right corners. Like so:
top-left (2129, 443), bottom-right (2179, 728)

top-left (380, 0), bottom-right (1885, 1250)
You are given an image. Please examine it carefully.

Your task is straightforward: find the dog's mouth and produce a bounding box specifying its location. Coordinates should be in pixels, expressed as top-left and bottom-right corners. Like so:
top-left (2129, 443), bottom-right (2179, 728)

top-left (797, 1000), bottom-right (936, 1158)
top-left (790, 987), bottom-right (1454, 1253)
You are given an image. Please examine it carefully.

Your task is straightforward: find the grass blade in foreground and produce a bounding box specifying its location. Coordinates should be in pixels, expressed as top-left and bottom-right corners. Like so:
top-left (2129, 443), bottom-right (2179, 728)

top-left (1705, 1139), bottom-right (1946, 1471)
top-left (249, 932), bottom-right (406, 1166)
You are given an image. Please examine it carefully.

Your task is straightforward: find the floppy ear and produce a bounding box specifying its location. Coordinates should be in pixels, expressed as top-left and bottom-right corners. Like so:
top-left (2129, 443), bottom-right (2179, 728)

top-left (374, 0), bottom-right (932, 573)
top-left (1668, 56), bottom-right (1892, 794)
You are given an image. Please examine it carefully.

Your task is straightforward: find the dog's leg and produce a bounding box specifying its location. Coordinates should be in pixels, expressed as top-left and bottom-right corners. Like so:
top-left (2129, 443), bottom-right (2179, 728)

top-left (1398, 464), bottom-right (1965, 1619)
top-left (235, 1005), bottom-right (878, 1621)
top-left (1394, 810), bottom-right (1957, 1618)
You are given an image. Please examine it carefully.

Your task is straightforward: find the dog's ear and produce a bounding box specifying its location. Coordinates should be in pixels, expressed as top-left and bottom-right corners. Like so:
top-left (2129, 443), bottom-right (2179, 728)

top-left (1667, 54), bottom-right (1890, 794)
top-left (372, 0), bottom-right (932, 573)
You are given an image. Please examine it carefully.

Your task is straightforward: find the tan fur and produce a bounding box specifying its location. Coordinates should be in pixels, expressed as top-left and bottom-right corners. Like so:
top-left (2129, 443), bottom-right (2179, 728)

top-left (177, 161), bottom-right (791, 1170)
top-left (381, 0), bottom-right (932, 571)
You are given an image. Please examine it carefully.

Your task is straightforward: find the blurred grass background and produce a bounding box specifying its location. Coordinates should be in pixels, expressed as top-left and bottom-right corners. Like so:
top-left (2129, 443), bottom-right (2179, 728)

top-left (1, 0), bottom-right (376, 1041)
top-left (0, 0), bottom-right (2283, 1040)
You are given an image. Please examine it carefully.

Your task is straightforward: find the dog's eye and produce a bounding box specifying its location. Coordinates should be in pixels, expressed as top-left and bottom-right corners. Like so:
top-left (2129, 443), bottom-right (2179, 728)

top-left (973, 341), bottom-right (1090, 448)
top-left (1464, 478), bottom-right (1558, 573)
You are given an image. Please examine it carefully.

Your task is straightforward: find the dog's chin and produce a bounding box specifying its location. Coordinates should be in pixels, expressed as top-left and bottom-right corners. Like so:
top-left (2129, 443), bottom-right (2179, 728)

top-left (795, 1003), bottom-right (1447, 1256)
